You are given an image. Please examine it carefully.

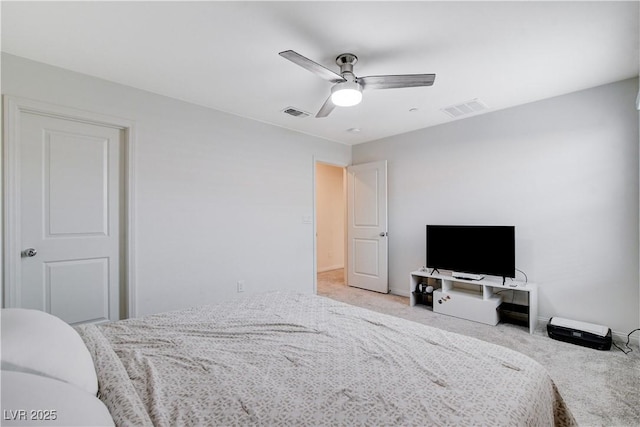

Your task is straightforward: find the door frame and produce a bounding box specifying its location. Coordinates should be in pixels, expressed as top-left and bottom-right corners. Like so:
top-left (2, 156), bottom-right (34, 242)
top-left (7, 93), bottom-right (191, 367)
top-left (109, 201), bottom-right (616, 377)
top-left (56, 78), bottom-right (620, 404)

top-left (3, 95), bottom-right (138, 318)
top-left (312, 156), bottom-right (348, 295)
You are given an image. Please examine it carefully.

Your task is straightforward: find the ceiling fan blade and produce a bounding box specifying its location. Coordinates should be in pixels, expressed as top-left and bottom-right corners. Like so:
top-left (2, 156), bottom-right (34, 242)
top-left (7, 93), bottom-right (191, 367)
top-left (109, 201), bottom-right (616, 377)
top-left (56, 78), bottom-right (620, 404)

top-left (358, 74), bottom-right (436, 90)
top-left (315, 95), bottom-right (335, 118)
top-left (279, 50), bottom-right (346, 83)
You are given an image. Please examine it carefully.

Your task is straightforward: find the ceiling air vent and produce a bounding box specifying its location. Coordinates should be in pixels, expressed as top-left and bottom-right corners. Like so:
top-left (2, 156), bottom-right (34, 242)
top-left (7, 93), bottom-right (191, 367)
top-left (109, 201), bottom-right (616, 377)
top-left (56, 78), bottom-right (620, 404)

top-left (282, 107), bottom-right (310, 118)
top-left (441, 99), bottom-right (488, 118)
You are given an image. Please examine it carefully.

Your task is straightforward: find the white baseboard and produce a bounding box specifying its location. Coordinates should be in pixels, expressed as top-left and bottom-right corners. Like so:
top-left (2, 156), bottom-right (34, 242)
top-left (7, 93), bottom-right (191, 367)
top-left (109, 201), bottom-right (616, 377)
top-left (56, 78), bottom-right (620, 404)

top-left (390, 287), bottom-right (410, 297)
top-left (317, 264), bottom-right (344, 273)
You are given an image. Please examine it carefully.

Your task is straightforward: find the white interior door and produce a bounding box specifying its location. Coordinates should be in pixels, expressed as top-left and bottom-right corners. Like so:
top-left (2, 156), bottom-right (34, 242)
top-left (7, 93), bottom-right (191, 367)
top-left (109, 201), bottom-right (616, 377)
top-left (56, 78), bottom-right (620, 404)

top-left (347, 161), bottom-right (388, 293)
top-left (15, 112), bottom-right (123, 325)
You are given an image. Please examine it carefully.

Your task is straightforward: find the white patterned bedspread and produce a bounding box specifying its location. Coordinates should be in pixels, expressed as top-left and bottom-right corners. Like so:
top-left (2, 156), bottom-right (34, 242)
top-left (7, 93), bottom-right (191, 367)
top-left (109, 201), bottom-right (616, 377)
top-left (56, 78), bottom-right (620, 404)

top-left (76, 292), bottom-right (576, 426)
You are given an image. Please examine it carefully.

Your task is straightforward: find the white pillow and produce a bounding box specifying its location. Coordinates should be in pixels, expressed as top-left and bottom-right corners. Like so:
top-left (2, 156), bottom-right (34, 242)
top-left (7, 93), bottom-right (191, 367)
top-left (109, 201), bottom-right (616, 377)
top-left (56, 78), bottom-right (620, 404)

top-left (1, 308), bottom-right (98, 395)
top-left (1, 371), bottom-right (114, 426)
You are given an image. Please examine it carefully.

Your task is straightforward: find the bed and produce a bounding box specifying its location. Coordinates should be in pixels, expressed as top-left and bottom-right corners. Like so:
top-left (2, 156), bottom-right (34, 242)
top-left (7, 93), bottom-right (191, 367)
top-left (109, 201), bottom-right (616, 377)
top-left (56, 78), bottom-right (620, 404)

top-left (2, 292), bottom-right (576, 426)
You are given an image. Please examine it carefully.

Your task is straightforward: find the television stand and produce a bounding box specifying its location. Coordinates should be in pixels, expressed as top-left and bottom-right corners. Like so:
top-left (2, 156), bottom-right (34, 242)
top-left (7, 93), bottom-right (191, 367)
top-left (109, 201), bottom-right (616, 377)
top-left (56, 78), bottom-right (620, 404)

top-left (410, 270), bottom-right (538, 334)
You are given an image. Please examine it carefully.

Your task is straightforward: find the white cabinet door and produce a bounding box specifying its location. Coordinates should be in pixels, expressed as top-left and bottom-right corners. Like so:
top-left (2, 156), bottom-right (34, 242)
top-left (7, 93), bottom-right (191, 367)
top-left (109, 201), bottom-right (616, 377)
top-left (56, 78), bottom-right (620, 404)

top-left (346, 161), bottom-right (388, 293)
top-left (17, 112), bottom-right (123, 325)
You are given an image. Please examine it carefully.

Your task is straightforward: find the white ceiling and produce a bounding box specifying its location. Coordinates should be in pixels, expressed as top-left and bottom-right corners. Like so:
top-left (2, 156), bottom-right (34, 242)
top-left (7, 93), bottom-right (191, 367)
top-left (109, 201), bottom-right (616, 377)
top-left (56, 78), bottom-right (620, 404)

top-left (2, 1), bottom-right (638, 145)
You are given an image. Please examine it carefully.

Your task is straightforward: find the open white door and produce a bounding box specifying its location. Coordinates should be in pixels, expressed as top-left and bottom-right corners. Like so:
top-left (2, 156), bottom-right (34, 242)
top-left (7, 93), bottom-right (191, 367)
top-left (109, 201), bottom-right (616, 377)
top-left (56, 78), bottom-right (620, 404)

top-left (347, 161), bottom-right (388, 293)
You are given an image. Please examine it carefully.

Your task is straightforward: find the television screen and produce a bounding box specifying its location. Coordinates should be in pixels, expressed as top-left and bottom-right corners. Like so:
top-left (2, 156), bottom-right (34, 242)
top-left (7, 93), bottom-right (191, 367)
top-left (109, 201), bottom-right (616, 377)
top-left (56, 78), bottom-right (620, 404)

top-left (426, 225), bottom-right (515, 278)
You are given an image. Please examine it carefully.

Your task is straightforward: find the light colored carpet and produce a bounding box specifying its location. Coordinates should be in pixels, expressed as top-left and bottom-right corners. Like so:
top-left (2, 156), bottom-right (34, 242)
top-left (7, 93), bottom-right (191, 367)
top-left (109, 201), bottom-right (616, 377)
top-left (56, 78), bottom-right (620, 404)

top-left (318, 269), bottom-right (640, 427)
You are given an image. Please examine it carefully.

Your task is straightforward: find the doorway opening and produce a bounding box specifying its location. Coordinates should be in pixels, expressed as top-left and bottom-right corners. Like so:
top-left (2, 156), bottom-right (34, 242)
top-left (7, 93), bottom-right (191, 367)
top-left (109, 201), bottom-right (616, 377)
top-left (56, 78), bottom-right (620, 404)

top-left (315, 162), bottom-right (346, 295)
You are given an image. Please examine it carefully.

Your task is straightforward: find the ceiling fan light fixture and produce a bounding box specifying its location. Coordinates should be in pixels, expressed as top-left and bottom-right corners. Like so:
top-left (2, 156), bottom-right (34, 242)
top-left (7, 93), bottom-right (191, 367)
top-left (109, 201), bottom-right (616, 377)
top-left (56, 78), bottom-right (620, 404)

top-left (331, 81), bottom-right (363, 107)
top-left (279, 50), bottom-right (435, 117)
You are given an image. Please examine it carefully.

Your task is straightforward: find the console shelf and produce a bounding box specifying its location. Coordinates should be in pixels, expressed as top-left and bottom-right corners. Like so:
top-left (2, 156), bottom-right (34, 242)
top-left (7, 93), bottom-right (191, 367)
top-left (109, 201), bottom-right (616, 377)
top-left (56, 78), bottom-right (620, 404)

top-left (410, 270), bottom-right (538, 334)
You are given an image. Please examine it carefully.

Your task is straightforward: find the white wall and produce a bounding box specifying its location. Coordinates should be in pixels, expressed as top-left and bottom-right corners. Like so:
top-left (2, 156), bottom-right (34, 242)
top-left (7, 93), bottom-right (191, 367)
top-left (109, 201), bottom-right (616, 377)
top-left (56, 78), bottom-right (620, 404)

top-left (353, 78), bottom-right (640, 335)
top-left (316, 163), bottom-right (345, 272)
top-left (1, 54), bottom-right (351, 317)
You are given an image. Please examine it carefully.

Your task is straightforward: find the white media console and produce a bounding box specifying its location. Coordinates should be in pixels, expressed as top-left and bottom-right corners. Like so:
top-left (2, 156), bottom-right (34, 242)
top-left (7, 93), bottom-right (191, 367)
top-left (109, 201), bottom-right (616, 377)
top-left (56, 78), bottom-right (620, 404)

top-left (410, 270), bottom-right (538, 334)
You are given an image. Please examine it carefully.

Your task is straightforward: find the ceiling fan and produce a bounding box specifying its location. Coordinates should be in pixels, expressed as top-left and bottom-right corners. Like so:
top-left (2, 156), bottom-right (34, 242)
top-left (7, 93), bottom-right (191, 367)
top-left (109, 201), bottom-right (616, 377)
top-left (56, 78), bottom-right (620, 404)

top-left (279, 50), bottom-right (436, 118)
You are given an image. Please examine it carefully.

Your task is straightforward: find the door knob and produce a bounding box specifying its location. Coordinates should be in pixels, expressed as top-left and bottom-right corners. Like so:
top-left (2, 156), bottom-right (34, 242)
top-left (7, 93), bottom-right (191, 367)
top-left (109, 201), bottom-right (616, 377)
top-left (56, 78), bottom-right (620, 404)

top-left (22, 248), bottom-right (37, 257)
top-left (379, 232), bottom-right (388, 237)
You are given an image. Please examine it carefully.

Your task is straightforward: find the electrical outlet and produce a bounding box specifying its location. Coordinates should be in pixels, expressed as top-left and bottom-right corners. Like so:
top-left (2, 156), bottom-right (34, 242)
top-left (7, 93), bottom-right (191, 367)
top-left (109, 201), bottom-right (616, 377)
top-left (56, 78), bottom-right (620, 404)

top-left (237, 280), bottom-right (245, 293)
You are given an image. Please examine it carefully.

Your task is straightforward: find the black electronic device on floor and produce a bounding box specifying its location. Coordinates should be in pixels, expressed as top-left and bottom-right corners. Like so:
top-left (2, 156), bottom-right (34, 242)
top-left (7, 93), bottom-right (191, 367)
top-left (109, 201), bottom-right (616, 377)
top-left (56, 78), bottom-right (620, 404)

top-left (547, 317), bottom-right (612, 351)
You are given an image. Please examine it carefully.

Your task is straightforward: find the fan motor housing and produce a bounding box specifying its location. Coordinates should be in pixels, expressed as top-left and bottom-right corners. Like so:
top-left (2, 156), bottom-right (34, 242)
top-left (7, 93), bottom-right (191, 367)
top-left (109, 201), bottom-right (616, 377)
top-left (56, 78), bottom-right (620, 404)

top-left (336, 53), bottom-right (357, 76)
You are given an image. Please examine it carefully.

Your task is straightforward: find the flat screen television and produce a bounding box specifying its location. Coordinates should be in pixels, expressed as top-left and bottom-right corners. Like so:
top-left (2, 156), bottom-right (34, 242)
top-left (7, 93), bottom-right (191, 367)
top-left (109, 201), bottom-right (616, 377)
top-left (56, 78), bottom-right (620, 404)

top-left (426, 225), bottom-right (515, 279)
